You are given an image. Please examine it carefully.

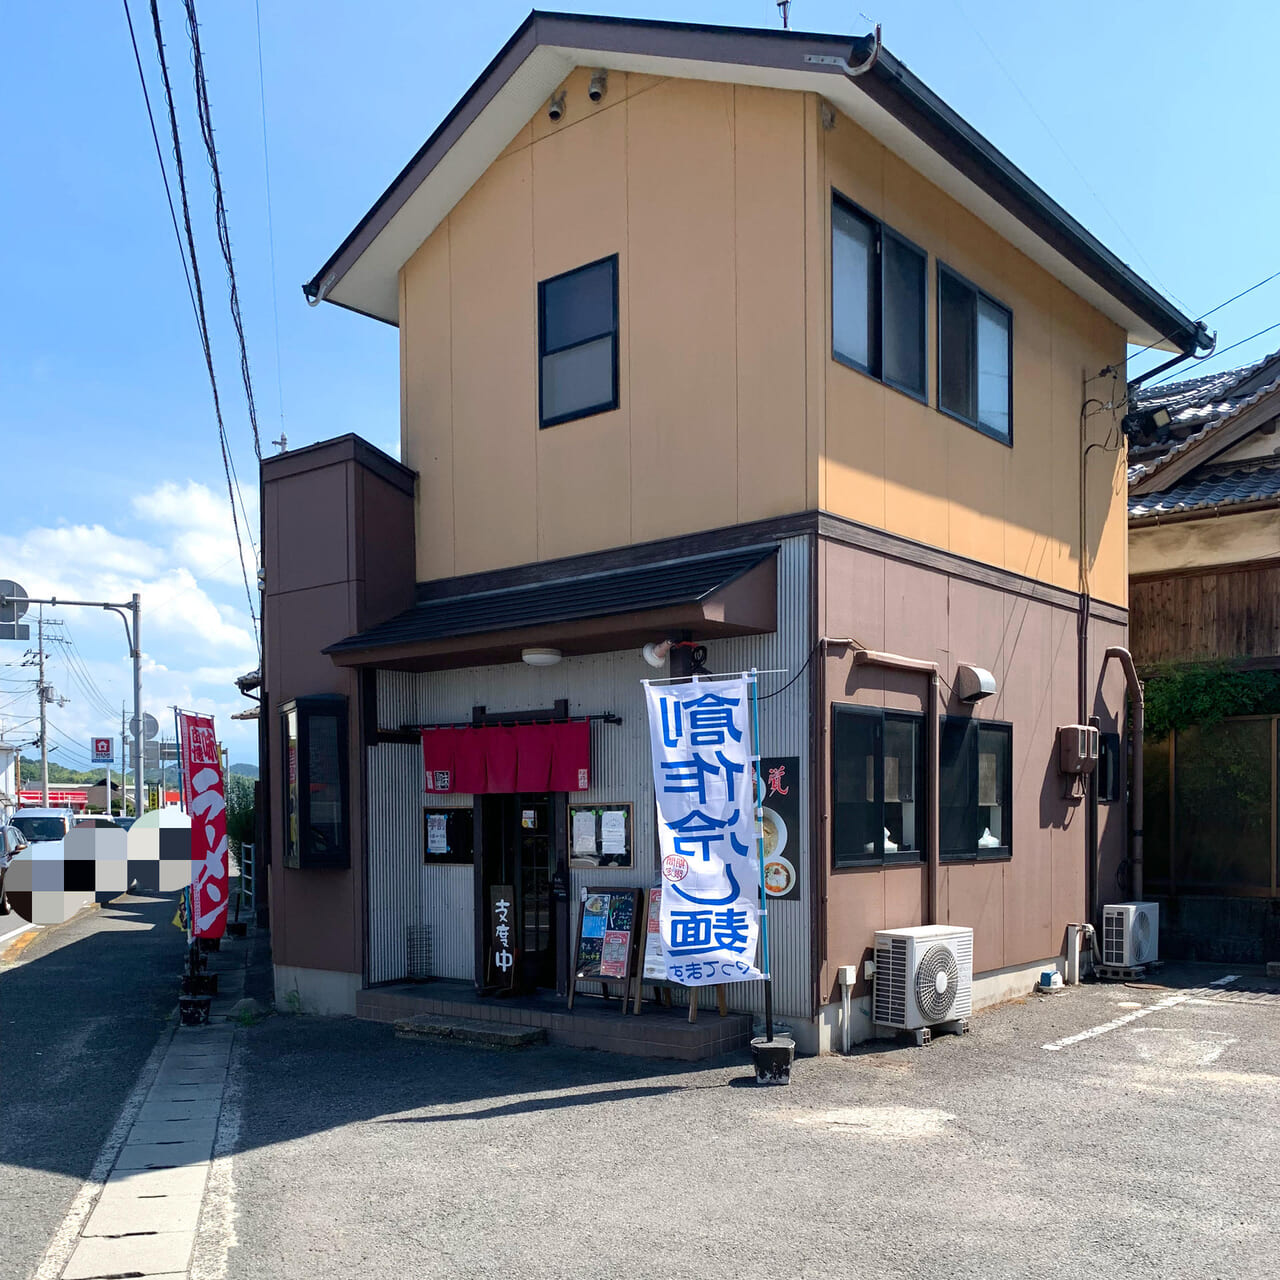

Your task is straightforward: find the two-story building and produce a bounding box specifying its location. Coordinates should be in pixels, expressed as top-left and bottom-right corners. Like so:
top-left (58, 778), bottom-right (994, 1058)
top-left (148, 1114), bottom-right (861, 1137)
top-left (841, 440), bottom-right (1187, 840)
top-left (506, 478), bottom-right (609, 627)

top-left (262, 12), bottom-right (1208, 1053)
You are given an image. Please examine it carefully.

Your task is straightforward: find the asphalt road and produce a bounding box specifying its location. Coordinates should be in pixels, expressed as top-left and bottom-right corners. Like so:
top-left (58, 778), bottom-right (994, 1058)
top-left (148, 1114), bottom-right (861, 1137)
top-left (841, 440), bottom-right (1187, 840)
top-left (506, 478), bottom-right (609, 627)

top-left (0, 892), bottom-right (181, 1280)
top-left (224, 967), bottom-right (1280, 1280)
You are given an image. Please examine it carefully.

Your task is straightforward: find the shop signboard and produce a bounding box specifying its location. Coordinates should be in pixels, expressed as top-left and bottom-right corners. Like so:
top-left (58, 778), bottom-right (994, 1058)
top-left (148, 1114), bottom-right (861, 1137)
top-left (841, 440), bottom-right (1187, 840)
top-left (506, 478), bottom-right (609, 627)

top-left (644, 676), bottom-right (763, 988)
top-left (756, 756), bottom-right (800, 902)
top-left (641, 886), bottom-right (666, 981)
top-left (91, 737), bottom-right (114, 764)
top-left (177, 710), bottom-right (228, 939)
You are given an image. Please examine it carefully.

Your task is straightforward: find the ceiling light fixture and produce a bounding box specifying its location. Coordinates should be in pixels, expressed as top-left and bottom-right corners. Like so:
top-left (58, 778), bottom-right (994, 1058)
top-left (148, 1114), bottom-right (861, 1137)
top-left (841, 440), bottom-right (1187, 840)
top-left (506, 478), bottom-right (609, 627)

top-left (522, 647), bottom-right (562, 667)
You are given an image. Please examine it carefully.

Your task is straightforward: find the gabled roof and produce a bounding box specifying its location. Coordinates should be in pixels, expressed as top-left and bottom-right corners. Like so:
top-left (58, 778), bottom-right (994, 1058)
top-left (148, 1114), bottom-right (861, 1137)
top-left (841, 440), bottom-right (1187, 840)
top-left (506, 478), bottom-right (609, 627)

top-left (1126, 348), bottom-right (1280, 496)
top-left (304, 10), bottom-right (1203, 354)
top-left (1129, 462), bottom-right (1280, 521)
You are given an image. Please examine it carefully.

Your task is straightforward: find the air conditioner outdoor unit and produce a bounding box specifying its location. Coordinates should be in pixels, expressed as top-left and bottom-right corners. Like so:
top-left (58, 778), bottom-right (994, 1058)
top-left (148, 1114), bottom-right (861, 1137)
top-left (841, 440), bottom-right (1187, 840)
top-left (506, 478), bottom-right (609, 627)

top-left (873, 925), bottom-right (973, 1042)
top-left (1102, 902), bottom-right (1159, 968)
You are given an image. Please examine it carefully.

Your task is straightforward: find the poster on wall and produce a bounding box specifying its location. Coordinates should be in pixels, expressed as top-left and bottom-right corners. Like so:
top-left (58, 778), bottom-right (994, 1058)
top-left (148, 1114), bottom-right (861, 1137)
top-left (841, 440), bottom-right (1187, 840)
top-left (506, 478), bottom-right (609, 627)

top-left (568, 803), bottom-right (633, 868)
top-left (644, 676), bottom-right (763, 988)
top-left (756, 756), bottom-right (800, 902)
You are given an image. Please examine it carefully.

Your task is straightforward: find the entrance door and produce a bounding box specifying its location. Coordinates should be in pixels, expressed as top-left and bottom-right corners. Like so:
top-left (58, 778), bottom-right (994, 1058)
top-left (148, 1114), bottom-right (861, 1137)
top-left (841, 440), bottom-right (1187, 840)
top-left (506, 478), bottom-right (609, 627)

top-left (478, 794), bottom-right (557, 992)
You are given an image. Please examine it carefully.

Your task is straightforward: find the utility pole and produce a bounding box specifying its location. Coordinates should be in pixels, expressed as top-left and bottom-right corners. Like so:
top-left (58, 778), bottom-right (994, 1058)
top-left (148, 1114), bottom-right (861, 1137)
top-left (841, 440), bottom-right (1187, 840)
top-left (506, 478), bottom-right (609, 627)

top-left (37, 607), bottom-right (48, 806)
top-left (122, 705), bottom-right (128, 817)
top-left (1, 591), bottom-right (143, 822)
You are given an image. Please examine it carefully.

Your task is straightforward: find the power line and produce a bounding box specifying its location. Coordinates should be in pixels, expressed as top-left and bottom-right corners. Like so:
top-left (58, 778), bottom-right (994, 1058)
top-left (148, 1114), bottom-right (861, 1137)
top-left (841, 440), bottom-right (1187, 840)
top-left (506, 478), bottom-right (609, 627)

top-left (145, 0), bottom-right (260, 655)
top-left (1128, 267), bottom-right (1280, 364)
top-left (1147, 320), bottom-right (1280, 390)
top-left (253, 0), bottom-right (286, 445)
top-left (184, 0), bottom-right (264, 464)
top-left (121, 0), bottom-right (200, 336)
top-left (949, 0), bottom-right (1189, 313)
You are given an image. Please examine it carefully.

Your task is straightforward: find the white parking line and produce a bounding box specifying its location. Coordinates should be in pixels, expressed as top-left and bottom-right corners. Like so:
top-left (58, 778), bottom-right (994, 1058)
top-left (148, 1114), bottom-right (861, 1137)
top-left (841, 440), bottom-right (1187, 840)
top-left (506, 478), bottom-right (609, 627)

top-left (1043, 994), bottom-right (1190, 1052)
top-left (1209, 974), bottom-right (1241, 987)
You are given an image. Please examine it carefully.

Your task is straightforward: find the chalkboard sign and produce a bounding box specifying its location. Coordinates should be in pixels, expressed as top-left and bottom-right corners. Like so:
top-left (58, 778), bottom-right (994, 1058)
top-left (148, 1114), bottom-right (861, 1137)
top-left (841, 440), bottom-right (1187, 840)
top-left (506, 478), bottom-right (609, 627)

top-left (567, 886), bottom-right (642, 1011)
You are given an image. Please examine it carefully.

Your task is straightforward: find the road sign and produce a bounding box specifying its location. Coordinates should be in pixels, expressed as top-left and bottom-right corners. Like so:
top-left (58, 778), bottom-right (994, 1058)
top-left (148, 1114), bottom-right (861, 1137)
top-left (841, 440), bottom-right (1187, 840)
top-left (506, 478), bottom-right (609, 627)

top-left (130, 713), bottom-right (160, 741)
top-left (0, 579), bottom-right (29, 642)
top-left (91, 737), bottom-right (114, 763)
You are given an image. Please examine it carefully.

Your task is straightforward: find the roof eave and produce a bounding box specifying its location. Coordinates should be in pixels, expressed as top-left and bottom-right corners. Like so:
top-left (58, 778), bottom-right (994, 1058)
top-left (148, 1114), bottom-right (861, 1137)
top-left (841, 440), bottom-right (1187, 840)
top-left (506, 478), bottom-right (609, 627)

top-left (305, 10), bottom-right (1198, 352)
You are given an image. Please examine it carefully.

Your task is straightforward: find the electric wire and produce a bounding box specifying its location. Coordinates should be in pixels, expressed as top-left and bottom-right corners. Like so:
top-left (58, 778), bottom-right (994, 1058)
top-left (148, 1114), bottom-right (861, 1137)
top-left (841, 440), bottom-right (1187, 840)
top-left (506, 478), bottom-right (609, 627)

top-left (121, 0), bottom-right (200, 337)
top-left (1146, 320), bottom-right (1280, 390)
top-left (949, 0), bottom-right (1189, 312)
top-left (146, 0), bottom-right (261, 654)
top-left (183, 0), bottom-right (264, 464)
top-left (253, 0), bottom-right (286, 444)
top-left (1126, 267), bottom-right (1280, 364)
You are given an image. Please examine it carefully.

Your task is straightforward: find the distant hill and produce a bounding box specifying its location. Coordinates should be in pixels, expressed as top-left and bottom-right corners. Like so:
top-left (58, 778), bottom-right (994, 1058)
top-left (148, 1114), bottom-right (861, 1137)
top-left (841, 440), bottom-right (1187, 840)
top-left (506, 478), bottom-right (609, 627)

top-left (20, 756), bottom-right (100, 786)
top-left (228, 763), bottom-right (259, 779)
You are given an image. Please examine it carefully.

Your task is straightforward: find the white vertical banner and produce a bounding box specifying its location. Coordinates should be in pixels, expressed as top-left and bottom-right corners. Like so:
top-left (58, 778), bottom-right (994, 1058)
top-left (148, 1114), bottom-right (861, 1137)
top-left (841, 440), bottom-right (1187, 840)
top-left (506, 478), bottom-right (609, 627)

top-left (645, 676), bottom-right (763, 987)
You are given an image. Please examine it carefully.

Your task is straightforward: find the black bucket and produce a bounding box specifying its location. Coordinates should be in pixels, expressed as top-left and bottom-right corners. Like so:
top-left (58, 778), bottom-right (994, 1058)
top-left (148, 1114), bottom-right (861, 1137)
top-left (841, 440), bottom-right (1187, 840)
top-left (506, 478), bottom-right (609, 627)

top-left (179, 994), bottom-right (212, 1026)
top-left (750, 1035), bottom-right (796, 1085)
top-left (226, 921), bottom-right (248, 938)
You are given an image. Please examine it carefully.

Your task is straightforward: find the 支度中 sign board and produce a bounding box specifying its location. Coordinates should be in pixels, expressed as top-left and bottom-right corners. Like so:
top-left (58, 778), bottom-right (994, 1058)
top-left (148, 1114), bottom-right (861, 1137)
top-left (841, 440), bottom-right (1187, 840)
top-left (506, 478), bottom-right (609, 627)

top-left (488, 884), bottom-right (516, 989)
top-left (645, 676), bottom-right (763, 988)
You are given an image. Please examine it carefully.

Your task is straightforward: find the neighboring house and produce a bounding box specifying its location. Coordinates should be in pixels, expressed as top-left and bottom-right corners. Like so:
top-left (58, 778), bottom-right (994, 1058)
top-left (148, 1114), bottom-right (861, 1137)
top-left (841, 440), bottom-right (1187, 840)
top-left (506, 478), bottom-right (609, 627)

top-left (0, 738), bottom-right (18, 820)
top-left (263, 13), bottom-right (1206, 1051)
top-left (1127, 348), bottom-right (1280, 961)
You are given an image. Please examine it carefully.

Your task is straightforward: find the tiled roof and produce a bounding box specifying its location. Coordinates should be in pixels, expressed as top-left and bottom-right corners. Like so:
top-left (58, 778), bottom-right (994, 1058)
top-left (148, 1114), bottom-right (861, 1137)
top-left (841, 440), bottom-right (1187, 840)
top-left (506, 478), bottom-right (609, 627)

top-left (1129, 462), bottom-right (1280, 519)
top-left (1125, 347), bottom-right (1280, 483)
top-left (325, 543), bottom-right (778, 655)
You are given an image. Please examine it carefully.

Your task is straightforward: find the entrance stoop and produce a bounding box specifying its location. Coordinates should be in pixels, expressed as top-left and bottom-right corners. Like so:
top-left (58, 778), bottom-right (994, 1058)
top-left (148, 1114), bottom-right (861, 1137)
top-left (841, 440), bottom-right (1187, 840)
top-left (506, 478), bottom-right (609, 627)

top-left (359, 981), bottom-right (753, 1062)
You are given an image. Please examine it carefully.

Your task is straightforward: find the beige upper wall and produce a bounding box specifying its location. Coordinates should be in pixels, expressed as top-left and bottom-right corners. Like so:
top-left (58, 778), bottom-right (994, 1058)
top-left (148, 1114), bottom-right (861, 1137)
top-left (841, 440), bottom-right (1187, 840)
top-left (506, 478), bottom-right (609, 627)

top-left (401, 73), bottom-right (1129, 603)
top-left (1130, 506), bottom-right (1280, 575)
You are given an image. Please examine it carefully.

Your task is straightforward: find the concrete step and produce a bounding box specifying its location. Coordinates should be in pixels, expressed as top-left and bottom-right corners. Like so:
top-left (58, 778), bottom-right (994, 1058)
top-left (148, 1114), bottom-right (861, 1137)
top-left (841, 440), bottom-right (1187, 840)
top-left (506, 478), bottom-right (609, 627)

top-left (393, 1014), bottom-right (547, 1049)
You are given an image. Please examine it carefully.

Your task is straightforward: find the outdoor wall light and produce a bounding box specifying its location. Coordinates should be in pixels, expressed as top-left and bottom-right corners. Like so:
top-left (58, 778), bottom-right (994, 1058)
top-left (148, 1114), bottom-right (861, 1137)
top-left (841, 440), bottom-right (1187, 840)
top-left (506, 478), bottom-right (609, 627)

top-left (642, 640), bottom-right (674, 668)
top-left (1149, 407), bottom-right (1172, 430)
top-left (522, 647), bottom-right (562, 667)
top-left (588, 70), bottom-right (608, 102)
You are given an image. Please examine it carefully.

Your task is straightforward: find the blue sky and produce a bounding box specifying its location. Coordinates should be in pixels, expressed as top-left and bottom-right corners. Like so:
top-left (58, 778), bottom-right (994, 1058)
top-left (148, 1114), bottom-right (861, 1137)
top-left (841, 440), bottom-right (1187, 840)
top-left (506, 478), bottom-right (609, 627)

top-left (1, 0), bottom-right (1275, 770)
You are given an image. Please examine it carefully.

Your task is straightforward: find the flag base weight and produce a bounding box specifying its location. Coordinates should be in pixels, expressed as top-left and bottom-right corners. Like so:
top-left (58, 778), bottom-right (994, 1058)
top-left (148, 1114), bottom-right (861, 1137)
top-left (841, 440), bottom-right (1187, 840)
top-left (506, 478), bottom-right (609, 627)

top-left (750, 1035), bottom-right (795, 1085)
top-left (179, 995), bottom-right (212, 1026)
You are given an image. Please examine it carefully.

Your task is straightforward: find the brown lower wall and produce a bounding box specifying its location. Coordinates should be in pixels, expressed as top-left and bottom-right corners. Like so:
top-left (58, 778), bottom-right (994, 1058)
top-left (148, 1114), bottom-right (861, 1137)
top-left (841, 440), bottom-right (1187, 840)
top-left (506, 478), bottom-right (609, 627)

top-left (815, 534), bottom-right (1128, 1006)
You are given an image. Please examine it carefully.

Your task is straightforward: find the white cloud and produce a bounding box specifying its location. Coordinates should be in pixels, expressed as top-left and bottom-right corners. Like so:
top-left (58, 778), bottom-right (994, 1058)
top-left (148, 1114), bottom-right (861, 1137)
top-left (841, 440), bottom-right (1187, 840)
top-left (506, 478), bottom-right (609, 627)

top-left (0, 479), bottom-right (262, 769)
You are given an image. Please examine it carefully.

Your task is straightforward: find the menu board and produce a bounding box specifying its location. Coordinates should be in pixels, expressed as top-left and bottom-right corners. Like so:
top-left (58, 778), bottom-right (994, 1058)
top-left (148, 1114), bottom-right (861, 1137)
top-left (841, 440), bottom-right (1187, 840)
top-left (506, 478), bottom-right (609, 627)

top-left (568, 803), bottom-right (633, 868)
top-left (568, 886), bottom-right (641, 1009)
top-left (642, 886), bottom-right (666, 981)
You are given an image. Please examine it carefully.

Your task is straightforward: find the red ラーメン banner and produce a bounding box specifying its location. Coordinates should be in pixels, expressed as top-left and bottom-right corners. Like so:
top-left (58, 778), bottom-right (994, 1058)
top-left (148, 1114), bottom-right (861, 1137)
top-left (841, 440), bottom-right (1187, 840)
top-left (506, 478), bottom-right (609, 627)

top-left (177, 711), bottom-right (228, 939)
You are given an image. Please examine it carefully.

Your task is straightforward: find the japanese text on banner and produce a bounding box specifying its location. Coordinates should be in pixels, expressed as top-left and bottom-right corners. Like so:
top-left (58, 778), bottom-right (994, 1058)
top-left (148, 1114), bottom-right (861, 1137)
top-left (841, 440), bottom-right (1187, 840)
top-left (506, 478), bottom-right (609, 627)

top-left (645, 676), bottom-right (762, 988)
top-left (177, 711), bottom-right (229, 940)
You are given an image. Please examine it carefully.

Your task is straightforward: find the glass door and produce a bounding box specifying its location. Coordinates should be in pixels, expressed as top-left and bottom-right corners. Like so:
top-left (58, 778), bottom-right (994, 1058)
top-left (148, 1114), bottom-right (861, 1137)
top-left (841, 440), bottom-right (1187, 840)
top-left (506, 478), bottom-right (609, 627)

top-left (516, 794), bottom-right (556, 990)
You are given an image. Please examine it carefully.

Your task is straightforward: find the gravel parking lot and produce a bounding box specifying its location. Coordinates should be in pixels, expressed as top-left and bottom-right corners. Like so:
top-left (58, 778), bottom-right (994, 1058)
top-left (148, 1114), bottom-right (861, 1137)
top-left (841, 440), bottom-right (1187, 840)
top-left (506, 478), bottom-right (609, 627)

top-left (224, 965), bottom-right (1280, 1280)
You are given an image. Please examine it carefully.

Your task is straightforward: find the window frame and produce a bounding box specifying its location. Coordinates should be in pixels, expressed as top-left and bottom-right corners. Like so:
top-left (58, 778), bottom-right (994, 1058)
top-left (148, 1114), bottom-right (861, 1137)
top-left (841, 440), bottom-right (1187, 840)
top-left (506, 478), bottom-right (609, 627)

top-left (537, 253), bottom-right (620, 429)
top-left (830, 703), bottom-right (927, 870)
top-left (830, 191), bottom-right (928, 405)
top-left (280, 694), bottom-right (350, 870)
top-left (935, 261), bottom-right (1014, 446)
top-left (939, 715), bottom-right (1013, 864)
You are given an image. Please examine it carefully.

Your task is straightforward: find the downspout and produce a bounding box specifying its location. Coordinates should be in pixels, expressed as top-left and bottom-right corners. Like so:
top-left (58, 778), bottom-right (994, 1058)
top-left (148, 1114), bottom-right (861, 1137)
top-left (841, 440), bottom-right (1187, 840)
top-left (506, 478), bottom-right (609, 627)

top-left (1102, 647), bottom-right (1145, 903)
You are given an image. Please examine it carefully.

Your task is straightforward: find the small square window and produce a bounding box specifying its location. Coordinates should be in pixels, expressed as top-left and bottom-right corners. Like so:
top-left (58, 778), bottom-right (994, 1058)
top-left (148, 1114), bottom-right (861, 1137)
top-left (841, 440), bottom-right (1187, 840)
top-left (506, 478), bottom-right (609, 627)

top-left (940, 717), bottom-right (1012, 861)
top-left (938, 263), bottom-right (1012, 443)
top-left (538, 256), bottom-right (619, 428)
top-left (832, 705), bottom-right (925, 868)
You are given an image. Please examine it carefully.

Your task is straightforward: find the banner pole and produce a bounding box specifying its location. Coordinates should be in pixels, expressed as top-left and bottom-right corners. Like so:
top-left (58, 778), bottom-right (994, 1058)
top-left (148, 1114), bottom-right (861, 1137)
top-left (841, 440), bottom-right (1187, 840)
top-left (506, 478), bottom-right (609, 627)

top-left (749, 668), bottom-right (774, 1042)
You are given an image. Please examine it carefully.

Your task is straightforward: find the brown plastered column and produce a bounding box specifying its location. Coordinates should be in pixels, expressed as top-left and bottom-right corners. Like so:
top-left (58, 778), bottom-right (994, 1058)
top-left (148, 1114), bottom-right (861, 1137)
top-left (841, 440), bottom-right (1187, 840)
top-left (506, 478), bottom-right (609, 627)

top-left (262, 436), bottom-right (416, 990)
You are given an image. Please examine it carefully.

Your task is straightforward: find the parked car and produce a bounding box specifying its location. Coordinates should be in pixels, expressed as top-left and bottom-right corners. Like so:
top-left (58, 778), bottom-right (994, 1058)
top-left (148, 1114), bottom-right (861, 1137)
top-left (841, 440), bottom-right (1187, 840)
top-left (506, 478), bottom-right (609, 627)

top-left (75, 815), bottom-right (122, 830)
top-left (116, 816), bottom-right (137, 832)
top-left (10, 807), bottom-right (74, 846)
top-left (0, 823), bottom-right (29, 914)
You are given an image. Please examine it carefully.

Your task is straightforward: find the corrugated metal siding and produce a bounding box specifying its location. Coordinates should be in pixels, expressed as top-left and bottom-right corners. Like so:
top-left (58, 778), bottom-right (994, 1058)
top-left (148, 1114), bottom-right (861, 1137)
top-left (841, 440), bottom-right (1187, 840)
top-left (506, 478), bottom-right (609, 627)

top-left (366, 742), bottom-right (422, 984)
top-left (420, 865), bottom-right (475, 981)
top-left (368, 534), bottom-right (812, 1017)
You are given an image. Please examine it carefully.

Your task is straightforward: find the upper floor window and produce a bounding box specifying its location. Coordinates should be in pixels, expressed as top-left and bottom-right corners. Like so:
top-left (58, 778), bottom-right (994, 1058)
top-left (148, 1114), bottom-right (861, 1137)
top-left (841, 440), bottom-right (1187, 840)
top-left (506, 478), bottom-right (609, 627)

top-left (831, 704), bottom-right (925, 867)
top-left (940, 716), bottom-right (1012, 862)
top-left (538, 255), bottom-right (619, 428)
top-left (937, 264), bottom-right (1012, 443)
top-left (831, 194), bottom-right (926, 400)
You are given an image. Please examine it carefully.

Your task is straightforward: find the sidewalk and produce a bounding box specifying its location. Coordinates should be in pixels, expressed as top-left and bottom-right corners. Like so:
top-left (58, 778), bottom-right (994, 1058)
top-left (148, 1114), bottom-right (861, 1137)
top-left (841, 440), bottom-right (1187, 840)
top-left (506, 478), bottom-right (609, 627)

top-left (39, 918), bottom-right (268, 1280)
